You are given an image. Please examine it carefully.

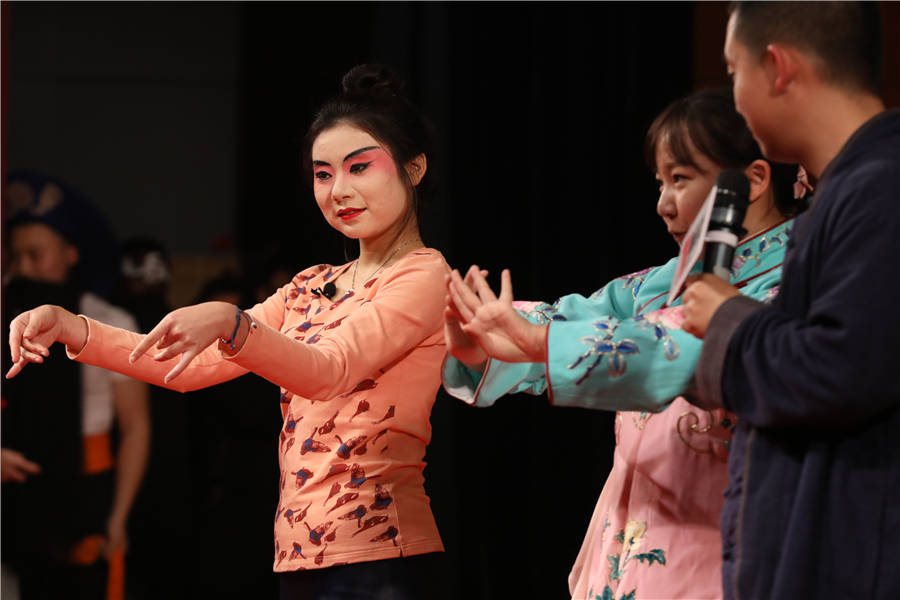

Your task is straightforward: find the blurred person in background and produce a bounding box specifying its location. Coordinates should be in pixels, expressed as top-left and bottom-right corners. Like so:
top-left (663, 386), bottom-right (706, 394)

top-left (2, 171), bottom-right (150, 600)
top-left (111, 238), bottom-right (193, 600)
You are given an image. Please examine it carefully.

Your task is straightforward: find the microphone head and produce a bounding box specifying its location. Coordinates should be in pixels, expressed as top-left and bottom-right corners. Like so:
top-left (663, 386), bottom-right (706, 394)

top-left (714, 169), bottom-right (750, 210)
top-left (704, 169), bottom-right (751, 278)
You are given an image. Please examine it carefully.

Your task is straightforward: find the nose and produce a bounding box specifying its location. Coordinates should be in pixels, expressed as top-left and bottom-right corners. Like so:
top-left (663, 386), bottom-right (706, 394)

top-left (657, 186), bottom-right (676, 220)
top-left (10, 255), bottom-right (31, 279)
top-left (330, 173), bottom-right (353, 203)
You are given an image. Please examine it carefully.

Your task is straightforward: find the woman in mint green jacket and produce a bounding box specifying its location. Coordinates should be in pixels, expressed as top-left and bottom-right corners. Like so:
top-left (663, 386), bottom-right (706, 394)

top-left (442, 88), bottom-right (808, 600)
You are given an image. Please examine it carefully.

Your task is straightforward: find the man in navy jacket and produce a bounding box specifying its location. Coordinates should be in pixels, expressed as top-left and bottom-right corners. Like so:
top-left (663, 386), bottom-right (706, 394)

top-left (682, 2), bottom-right (900, 599)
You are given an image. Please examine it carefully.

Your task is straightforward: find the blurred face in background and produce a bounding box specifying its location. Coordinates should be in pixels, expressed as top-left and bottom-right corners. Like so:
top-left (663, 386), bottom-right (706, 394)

top-left (8, 222), bottom-right (79, 284)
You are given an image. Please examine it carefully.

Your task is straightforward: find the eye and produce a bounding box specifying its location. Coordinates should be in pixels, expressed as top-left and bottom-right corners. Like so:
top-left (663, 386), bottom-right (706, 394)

top-left (671, 170), bottom-right (692, 185)
top-left (314, 170), bottom-right (332, 182)
top-left (349, 161), bottom-right (373, 175)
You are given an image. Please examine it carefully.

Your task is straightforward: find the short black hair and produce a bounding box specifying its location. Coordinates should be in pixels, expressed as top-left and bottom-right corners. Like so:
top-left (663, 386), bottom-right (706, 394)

top-left (729, 1), bottom-right (882, 96)
top-left (645, 87), bottom-right (807, 217)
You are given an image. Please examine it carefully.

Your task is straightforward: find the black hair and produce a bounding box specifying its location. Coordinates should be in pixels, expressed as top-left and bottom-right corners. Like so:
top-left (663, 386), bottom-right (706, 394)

top-left (645, 86), bottom-right (807, 217)
top-left (303, 64), bottom-right (435, 213)
top-left (728, 1), bottom-right (882, 96)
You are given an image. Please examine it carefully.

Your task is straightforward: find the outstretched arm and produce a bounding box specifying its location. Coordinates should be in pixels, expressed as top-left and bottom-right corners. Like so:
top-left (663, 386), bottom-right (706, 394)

top-left (7, 304), bottom-right (88, 379)
top-left (9, 301), bottom-right (248, 393)
top-left (127, 301), bottom-right (245, 383)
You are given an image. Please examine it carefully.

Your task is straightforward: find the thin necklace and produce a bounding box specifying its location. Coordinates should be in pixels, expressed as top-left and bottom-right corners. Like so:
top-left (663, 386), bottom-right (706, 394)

top-left (351, 237), bottom-right (421, 289)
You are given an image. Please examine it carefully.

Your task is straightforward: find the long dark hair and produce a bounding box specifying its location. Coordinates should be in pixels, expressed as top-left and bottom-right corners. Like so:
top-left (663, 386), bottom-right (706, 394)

top-left (645, 87), bottom-right (808, 217)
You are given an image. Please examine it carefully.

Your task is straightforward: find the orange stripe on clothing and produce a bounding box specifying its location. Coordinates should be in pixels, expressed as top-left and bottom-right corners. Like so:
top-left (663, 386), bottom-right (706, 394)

top-left (83, 431), bottom-right (114, 474)
top-left (69, 535), bottom-right (105, 565)
top-left (107, 548), bottom-right (125, 600)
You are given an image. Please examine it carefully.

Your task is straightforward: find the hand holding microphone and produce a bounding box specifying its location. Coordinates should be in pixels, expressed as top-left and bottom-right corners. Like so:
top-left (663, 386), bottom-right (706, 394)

top-left (683, 169), bottom-right (749, 338)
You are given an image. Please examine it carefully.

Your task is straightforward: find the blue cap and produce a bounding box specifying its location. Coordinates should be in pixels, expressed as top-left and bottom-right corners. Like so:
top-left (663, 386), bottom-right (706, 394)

top-left (6, 170), bottom-right (120, 297)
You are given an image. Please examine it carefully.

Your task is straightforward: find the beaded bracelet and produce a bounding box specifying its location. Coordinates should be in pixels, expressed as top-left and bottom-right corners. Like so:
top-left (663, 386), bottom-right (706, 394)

top-left (221, 304), bottom-right (242, 352)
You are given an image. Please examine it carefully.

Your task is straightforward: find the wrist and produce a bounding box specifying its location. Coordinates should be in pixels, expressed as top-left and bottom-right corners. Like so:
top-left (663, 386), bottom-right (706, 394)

top-left (219, 304), bottom-right (243, 350)
top-left (60, 308), bottom-right (89, 353)
top-left (219, 309), bottom-right (256, 356)
top-left (468, 359), bottom-right (488, 374)
top-left (529, 323), bottom-right (549, 362)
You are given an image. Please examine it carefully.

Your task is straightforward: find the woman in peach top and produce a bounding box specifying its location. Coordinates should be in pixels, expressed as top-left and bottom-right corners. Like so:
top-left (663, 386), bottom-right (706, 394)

top-left (7, 64), bottom-right (450, 600)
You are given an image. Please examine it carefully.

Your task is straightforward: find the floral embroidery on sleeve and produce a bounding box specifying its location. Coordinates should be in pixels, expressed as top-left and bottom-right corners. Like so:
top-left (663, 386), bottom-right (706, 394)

top-left (513, 300), bottom-right (567, 324)
top-left (619, 267), bottom-right (654, 300)
top-left (568, 307), bottom-right (685, 386)
top-left (568, 319), bottom-right (640, 383)
top-left (633, 309), bottom-right (682, 361)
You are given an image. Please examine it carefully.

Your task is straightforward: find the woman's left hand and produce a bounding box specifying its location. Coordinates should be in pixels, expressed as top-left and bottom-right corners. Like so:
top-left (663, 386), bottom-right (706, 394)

top-left (129, 301), bottom-right (237, 383)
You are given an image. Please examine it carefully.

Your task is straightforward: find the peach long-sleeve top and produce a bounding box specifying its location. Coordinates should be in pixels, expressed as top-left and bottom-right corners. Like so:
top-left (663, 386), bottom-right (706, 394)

top-left (68, 249), bottom-right (449, 571)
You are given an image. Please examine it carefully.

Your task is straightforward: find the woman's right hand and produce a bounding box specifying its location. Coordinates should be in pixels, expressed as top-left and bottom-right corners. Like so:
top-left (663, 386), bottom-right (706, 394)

top-left (0, 448), bottom-right (42, 483)
top-left (447, 266), bottom-right (548, 364)
top-left (6, 304), bottom-right (87, 379)
top-left (444, 273), bottom-right (489, 370)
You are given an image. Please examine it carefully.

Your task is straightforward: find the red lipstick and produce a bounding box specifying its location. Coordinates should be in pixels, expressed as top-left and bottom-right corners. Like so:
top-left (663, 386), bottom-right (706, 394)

top-left (337, 208), bottom-right (365, 221)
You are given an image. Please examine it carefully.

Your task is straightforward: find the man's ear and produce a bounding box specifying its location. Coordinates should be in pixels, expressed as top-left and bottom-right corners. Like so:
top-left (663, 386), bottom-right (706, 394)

top-left (764, 43), bottom-right (799, 94)
top-left (744, 159), bottom-right (771, 203)
top-left (405, 154), bottom-right (427, 186)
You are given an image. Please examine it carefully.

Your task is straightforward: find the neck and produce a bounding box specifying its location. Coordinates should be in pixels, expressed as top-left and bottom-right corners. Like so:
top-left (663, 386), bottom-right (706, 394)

top-left (795, 89), bottom-right (884, 179)
top-left (356, 219), bottom-right (422, 272)
top-left (740, 194), bottom-right (786, 243)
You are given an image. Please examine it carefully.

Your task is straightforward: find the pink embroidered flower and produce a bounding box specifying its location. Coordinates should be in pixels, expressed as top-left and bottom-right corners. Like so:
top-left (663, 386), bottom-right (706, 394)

top-left (512, 300), bottom-right (543, 313)
top-left (642, 306), bottom-right (685, 331)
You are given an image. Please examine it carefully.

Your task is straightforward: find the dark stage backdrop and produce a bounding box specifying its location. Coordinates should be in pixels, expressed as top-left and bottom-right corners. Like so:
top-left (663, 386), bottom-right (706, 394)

top-left (237, 3), bottom-right (692, 599)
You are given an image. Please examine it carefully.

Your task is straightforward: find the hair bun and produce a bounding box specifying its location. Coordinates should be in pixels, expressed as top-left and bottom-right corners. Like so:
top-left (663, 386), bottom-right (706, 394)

top-left (341, 64), bottom-right (404, 98)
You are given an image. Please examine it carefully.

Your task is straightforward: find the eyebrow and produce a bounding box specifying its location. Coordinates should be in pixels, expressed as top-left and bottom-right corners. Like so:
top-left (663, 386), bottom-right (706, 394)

top-left (312, 146), bottom-right (380, 167)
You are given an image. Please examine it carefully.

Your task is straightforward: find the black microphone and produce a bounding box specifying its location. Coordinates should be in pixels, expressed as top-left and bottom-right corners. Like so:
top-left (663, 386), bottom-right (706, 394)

top-left (703, 169), bottom-right (750, 280)
top-left (311, 281), bottom-right (337, 300)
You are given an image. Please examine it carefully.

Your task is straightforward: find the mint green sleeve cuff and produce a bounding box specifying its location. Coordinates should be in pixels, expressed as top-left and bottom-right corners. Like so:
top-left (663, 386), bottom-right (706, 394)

top-left (442, 354), bottom-right (548, 408)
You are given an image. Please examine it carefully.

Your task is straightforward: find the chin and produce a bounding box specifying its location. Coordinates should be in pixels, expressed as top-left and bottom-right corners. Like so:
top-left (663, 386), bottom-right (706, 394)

top-left (751, 128), bottom-right (797, 164)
